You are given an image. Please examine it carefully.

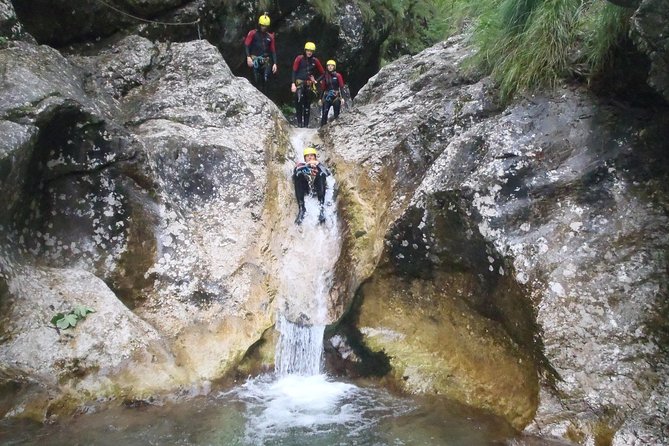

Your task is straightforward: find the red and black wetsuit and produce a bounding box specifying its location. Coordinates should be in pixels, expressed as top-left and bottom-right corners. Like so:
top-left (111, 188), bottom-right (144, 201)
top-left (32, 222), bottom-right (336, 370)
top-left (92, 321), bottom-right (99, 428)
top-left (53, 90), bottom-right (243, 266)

top-left (291, 54), bottom-right (324, 127)
top-left (320, 70), bottom-right (345, 126)
top-left (244, 29), bottom-right (276, 90)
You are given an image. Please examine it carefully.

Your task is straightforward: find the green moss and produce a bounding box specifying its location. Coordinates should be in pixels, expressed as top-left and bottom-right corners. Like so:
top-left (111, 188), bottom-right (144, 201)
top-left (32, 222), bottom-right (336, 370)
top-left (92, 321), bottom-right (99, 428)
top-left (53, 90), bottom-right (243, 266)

top-left (565, 423), bottom-right (587, 444)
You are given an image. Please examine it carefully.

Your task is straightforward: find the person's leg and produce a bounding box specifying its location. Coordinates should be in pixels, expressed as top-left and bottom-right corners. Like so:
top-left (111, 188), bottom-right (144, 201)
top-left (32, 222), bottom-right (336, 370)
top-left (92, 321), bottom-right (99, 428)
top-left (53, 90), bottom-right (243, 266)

top-left (320, 100), bottom-right (330, 127)
top-left (252, 65), bottom-right (261, 86)
top-left (333, 99), bottom-right (341, 119)
top-left (263, 61), bottom-right (271, 84)
top-left (294, 91), bottom-right (303, 127)
top-left (314, 174), bottom-right (327, 223)
top-left (256, 66), bottom-right (266, 92)
top-left (314, 174), bottom-right (326, 205)
top-left (293, 174), bottom-right (308, 224)
top-left (303, 87), bottom-right (312, 128)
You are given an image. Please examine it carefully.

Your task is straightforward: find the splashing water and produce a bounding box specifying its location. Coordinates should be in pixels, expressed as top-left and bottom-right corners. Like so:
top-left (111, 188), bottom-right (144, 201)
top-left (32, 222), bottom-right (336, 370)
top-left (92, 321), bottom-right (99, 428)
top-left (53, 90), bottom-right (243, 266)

top-left (226, 372), bottom-right (428, 446)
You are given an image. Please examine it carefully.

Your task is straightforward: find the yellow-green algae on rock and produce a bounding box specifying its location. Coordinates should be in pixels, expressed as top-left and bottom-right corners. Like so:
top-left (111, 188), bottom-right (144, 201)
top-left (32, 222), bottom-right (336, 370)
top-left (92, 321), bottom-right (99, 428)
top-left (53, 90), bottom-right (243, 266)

top-left (357, 271), bottom-right (538, 430)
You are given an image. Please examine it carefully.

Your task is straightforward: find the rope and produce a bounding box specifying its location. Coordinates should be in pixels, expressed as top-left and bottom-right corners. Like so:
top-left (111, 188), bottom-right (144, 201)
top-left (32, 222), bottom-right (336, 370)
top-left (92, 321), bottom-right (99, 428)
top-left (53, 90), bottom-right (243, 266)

top-left (95, 0), bottom-right (201, 28)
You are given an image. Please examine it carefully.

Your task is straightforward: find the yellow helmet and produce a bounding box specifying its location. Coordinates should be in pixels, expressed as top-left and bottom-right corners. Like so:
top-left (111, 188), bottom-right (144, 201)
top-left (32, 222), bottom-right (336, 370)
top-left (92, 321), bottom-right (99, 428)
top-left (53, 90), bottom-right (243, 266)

top-left (303, 146), bottom-right (318, 158)
top-left (258, 14), bottom-right (270, 26)
top-left (304, 42), bottom-right (316, 52)
top-left (326, 59), bottom-right (336, 68)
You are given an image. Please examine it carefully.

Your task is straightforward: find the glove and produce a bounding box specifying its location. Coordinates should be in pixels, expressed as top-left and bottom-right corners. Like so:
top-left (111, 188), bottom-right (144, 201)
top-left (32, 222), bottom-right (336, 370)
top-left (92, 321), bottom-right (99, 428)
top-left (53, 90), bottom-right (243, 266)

top-left (297, 166), bottom-right (311, 176)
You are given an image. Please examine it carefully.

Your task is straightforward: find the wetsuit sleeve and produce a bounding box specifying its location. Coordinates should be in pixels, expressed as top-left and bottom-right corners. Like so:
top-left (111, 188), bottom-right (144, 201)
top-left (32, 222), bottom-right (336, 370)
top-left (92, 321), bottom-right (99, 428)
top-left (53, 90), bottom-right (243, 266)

top-left (292, 56), bottom-right (302, 83)
top-left (337, 73), bottom-right (345, 89)
top-left (244, 30), bottom-right (255, 57)
top-left (314, 58), bottom-right (325, 76)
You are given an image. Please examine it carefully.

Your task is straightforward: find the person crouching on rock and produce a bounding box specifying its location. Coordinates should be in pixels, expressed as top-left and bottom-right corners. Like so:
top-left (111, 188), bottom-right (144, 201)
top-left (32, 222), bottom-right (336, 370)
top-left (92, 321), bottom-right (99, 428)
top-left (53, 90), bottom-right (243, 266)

top-left (291, 42), bottom-right (324, 128)
top-left (320, 59), bottom-right (345, 126)
top-left (293, 146), bottom-right (330, 225)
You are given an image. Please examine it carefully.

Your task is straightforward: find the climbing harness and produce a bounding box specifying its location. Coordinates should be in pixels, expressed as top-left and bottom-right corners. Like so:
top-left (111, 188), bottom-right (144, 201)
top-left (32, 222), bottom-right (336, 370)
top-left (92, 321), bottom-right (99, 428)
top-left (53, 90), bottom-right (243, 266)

top-left (252, 56), bottom-right (267, 70)
top-left (95, 0), bottom-right (202, 39)
top-left (324, 89), bottom-right (340, 103)
top-left (295, 79), bottom-right (318, 102)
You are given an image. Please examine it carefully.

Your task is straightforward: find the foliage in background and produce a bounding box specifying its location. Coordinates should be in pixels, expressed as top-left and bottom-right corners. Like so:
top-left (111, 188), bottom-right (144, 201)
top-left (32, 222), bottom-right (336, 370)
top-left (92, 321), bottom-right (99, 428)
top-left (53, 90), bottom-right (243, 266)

top-left (471, 0), bottom-right (633, 100)
top-left (307, 0), bottom-right (633, 101)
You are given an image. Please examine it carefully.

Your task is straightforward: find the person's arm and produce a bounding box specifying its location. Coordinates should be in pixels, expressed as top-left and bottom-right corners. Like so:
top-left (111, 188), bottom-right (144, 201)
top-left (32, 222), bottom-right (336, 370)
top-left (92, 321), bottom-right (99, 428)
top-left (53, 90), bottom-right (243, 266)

top-left (244, 30), bottom-right (255, 67)
top-left (318, 163), bottom-right (331, 176)
top-left (337, 73), bottom-right (345, 89)
top-left (269, 33), bottom-right (278, 72)
top-left (336, 73), bottom-right (345, 105)
top-left (314, 58), bottom-right (325, 76)
top-left (291, 56), bottom-right (301, 92)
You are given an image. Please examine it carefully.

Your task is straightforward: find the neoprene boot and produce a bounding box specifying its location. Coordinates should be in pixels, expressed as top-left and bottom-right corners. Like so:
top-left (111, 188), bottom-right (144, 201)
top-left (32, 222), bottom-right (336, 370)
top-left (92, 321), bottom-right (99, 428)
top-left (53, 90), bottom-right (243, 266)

top-left (318, 203), bottom-right (325, 224)
top-left (295, 201), bottom-right (306, 225)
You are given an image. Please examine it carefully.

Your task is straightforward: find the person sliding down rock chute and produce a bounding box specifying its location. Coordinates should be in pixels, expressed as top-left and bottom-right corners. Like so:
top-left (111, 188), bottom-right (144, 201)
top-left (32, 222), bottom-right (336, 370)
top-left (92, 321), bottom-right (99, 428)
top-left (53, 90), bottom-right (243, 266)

top-left (293, 146), bottom-right (330, 225)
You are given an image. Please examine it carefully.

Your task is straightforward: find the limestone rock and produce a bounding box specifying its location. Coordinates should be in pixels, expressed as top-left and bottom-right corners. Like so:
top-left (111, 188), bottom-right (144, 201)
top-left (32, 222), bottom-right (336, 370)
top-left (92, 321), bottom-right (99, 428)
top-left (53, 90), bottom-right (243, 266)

top-left (323, 36), bottom-right (669, 443)
top-left (631, 0), bottom-right (669, 102)
top-left (0, 0), bottom-right (30, 41)
top-left (0, 36), bottom-right (289, 418)
top-left (0, 267), bottom-right (185, 420)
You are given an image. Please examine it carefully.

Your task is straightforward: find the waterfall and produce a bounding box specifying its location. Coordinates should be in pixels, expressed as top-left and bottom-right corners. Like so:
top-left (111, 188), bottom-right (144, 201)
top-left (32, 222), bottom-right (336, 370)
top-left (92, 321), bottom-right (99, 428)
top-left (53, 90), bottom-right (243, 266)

top-left (275, 315), bottom-right (325, 376)
top-left (273, 128), bottom-right (340, 377)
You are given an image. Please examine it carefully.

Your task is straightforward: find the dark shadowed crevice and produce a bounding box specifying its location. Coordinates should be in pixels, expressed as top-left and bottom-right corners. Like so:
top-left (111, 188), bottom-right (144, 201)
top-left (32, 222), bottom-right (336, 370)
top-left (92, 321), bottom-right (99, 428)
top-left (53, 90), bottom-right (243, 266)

top-left (324, 282), bottom-right (392, 378)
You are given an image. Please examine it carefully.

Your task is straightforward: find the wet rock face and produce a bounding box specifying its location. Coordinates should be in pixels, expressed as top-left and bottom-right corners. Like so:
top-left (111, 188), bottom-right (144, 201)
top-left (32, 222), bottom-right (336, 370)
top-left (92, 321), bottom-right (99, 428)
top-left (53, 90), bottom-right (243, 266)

top-left (1, 35), bottom-right (286, 419)
top-left (0, 0), bottom-right (28, 40)
top-left (324, 36), bottom-right (669, 443)
top-left (12, 0), bottom-right (189, 47)
top-left (632, 0), bottom-right (669, 102)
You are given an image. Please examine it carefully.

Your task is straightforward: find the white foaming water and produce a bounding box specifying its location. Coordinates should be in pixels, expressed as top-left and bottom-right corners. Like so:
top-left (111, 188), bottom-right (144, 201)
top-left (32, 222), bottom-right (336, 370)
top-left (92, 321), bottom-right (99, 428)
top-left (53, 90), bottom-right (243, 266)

top-left (229, 373), bottom-right (412, 445)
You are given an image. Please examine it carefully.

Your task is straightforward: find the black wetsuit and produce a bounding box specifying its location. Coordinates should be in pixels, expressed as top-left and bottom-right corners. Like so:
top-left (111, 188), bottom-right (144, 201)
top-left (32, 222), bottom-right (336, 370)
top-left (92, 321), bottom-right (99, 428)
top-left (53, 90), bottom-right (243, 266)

top-left (320, 70), bottom-right (344, 126)
top-left (292, 55), bottom-right (325, 127)
top-left (244, 29), bottom-right (276, 92)
top-left (292, 161), bottom-right (330, 223)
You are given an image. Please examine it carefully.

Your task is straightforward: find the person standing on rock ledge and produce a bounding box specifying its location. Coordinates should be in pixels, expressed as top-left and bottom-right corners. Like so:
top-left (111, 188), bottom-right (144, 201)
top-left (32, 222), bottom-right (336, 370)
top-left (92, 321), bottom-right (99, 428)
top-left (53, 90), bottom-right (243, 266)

top-left (319, 59), bottom-right (345, 126)
top-left (244, 13), bottom-right (278, 93)
top-left (293, 146), bottom-right (330, 225)
top-left (291, 42), bottom-right (325, 127)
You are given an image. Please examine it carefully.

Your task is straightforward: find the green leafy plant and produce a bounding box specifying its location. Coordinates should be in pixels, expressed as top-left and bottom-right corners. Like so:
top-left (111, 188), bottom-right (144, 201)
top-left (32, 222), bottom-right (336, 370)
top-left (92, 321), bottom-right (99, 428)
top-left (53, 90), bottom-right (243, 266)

top-left (51, 305), bottom-right (96, 330)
